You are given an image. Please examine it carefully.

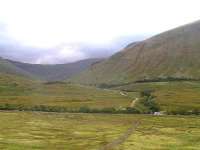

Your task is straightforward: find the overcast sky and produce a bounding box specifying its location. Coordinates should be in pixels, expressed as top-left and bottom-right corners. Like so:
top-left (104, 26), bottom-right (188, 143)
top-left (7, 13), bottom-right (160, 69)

top-left (0, 0), bottom-right (200, 64)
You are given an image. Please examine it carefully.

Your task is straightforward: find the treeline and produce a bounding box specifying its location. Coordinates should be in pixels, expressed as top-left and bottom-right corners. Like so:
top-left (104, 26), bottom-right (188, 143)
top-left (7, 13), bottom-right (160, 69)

top-left (97, 81), bottom-right (137, 89)
top-left (166, 109), bottom-right (200, 115)
top-left (135, 77), bottom-right (199, 83)
top-left (0, 103), bottom-right (199, 115)
top-left (44, 81), bottom-right (67, 85)
top-left (95, 77), bottom-right (200, 89)
top-left (0, 103), bottom-right (141, 114)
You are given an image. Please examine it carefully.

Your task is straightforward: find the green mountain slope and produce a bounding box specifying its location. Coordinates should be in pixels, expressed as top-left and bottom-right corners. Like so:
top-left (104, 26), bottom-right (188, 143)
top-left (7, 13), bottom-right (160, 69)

top-left (0, 57), bottom-right (102, 81)
top-left (72, 20), bottom-right (200, 85)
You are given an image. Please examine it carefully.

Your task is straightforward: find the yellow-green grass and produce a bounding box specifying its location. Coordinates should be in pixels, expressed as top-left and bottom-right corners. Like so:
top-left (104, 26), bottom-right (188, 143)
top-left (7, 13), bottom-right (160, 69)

top-left (0, 111), bottom-right (199, 150)
top-left (0, 74), bottom-right (137, 109)
top-left (115, 81), bottom-right (200, 111)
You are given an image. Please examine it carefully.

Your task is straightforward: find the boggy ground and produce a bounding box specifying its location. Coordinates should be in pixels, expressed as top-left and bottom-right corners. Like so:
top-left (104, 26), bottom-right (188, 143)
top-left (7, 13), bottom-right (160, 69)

top-left (0, 111), bottom-right (199, 150)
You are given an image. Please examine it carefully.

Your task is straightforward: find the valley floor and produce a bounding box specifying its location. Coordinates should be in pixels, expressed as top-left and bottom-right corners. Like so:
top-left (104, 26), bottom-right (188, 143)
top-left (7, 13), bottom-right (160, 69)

top-left (0, 111), bottom-right (199, 150)
top-left (0, 75), bottom-right (200, 149)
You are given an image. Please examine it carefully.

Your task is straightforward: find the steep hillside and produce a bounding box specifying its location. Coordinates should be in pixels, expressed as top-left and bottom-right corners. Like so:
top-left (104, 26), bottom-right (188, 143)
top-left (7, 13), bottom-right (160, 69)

top-left (0, 58), bottom-right (102, 81)
top-left (72, 20), bottom-right (200, 85)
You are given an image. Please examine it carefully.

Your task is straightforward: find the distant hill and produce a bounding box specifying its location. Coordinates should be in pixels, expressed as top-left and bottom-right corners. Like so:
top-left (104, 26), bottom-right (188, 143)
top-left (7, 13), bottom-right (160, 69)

top-left (0, 57), bottom-right (34, 78)
top-left (71, 20), bottom-right (200, 85)
top-left (0, 57), bottom-right (102, 81)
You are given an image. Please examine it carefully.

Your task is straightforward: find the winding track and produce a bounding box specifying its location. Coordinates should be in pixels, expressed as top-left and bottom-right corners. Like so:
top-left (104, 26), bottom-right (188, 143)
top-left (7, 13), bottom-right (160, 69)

top-left (99, 121), bottom-right (140, 150)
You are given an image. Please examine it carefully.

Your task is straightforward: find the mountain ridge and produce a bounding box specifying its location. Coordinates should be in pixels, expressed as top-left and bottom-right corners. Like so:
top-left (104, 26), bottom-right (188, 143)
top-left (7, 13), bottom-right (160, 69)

top-left (71, 20), bottom-right (200, 85)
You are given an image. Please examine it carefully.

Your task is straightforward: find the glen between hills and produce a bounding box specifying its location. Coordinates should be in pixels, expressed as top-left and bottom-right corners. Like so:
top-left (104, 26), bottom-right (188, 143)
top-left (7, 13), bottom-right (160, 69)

top-left (1, 20), bottom-right (200, 114)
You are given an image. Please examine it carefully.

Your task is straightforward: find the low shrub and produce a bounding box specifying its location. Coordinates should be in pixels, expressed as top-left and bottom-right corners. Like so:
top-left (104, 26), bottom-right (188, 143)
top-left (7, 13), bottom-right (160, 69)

top-left (0, 103), bottom-right (198, 115)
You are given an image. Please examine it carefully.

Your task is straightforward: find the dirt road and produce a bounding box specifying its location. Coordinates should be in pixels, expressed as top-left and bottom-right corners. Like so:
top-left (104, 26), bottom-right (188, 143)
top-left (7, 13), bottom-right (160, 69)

top-left (99, 121), bottom-right (140, 150)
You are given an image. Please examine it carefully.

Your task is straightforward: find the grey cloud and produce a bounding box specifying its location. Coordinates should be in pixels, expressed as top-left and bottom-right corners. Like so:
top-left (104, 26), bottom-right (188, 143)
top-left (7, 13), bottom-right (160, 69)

top-left (0, 23), bottom-right (151, 64)
top-left (0, 37), bottom-right (148, 64)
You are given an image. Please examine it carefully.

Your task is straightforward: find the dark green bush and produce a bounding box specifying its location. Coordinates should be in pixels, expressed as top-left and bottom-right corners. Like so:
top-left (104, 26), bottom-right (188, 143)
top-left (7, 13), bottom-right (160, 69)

top-left (136, 90), bottom-right (160, 113)
top-left (79, 106), bottom-right (90, 113)
top-left (140, 90), bottom-right (154, 97)
top-left (124, 107), bottom-right (140, 114)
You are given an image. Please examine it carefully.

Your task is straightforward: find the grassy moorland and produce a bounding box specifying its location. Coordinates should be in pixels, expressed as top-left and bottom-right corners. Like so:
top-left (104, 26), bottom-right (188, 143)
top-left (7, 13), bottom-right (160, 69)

top-left (114, 81), bottom-right (200, 113)
top-left (0, 74), bottom-right (136, 109)
top-left (0, 74), bottom-right (200, 114)
top-left (0, 111), bottom-right (199, 150)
